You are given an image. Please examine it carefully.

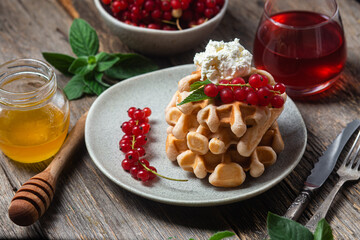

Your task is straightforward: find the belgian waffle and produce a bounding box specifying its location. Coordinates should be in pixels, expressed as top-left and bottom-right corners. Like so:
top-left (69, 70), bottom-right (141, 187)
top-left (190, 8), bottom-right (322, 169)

top-left (165, 68), bottom-right (286, 187)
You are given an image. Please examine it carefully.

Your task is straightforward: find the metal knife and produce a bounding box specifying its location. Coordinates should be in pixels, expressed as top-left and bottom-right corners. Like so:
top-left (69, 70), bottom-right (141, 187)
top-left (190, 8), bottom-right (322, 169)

top-left (283, 119), bottom-right (360, 220)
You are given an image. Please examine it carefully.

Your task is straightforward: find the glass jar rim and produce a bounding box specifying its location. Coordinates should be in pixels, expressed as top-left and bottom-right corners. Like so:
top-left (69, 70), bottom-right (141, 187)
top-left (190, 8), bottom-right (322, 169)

top-left (263, 0), bottom-right (339, 30)
top-left (0, 58), bottom-right (57, 107)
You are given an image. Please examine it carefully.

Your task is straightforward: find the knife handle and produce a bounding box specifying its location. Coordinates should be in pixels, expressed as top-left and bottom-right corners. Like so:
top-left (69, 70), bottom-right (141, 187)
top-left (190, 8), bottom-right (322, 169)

top-left (283, 186), bottom-right (315, 221)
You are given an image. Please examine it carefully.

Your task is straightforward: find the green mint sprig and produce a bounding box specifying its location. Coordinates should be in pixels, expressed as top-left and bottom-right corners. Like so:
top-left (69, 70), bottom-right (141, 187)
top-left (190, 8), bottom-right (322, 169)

top-left (42, 18), bottom-right (158, 100)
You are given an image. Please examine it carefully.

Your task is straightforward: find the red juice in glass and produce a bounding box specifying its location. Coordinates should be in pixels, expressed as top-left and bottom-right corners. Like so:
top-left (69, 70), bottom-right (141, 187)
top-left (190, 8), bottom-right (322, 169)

top-left (253, 0), bottom-right (346, 96)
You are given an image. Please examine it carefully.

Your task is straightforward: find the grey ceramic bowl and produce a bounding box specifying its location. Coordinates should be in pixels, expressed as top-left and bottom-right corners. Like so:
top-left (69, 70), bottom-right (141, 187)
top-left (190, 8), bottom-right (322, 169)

top-left (94, 0), bottom-right (228, 56)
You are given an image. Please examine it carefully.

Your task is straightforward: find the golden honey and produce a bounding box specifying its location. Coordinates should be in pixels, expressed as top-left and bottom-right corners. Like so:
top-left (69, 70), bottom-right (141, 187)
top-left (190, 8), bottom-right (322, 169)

top-left (0, 105), bottom-right (69, 163)
top-left (0, 59), bottom-right (70, 163)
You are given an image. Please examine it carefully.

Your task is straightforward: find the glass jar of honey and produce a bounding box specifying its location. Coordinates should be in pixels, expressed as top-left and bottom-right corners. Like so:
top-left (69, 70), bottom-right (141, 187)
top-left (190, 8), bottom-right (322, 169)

top-left (0, 59), bottom-right (70, 163)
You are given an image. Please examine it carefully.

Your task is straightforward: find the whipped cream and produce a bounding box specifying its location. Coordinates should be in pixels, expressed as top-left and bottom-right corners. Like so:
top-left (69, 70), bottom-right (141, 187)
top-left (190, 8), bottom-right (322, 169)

top-left (193, 38), bottom-right (253, 84)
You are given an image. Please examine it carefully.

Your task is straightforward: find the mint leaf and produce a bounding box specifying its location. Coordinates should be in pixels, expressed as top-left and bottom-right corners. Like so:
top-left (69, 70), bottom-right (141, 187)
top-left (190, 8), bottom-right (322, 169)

top-left (313, 219), bottom-right (333, 240)
top-left (69, 18), bottom-right (99, 57)
top-left (63, 74), bottom-right (86, 100)
top-left (177, 87), bottom-right (211, 105)
top-left (105, 53), bottom-right (158, 79)
top-left (68, 56), bottom-right (96, 75)
top-left (208, 231), bottom-right (235, 240)
top-left (267, 212), bottom-right (313, 240)
top-left (94, 72), bottom-right (110, 87)
top-left (42, 52), bottom-right (75, 76)
top-left (190, 79), bottom-right (212, 91)
top-left (95, 52), bottom-right (120, 72)
top-left (84, 73), bottom-right (106, 96)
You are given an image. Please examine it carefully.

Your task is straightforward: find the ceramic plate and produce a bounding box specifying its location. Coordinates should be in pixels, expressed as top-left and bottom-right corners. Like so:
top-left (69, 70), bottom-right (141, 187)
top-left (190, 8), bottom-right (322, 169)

top-left (85, 64), bottom-right (307, 207)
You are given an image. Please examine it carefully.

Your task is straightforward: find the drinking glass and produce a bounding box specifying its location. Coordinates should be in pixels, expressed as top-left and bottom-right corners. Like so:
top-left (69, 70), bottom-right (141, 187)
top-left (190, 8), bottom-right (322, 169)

top-left (253, 0), bottom-right (346, 97)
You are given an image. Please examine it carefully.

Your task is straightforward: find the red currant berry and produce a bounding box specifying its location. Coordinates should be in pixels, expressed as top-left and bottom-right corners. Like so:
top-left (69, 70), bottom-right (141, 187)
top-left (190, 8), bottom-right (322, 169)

top-left (270, 95), bottom-right (285, 108)
top-left (128, 107), bottom-right (137, 118)
top-left (121, 121), bottom-right (133, 134)
top-left (144, 0), bottom-right (155, 11)
top-left (132, 125), bottom-right (144, 136)
top-left (266, 84), bottom-right (274, 91)
top-left (102, 0), bottom-right (111, 4)
top-left (112, 1), bottom-right (122, 13)
top-left (257, 86), bottom-right (272, 100)
top-left (134, 0), bottom-right (144, 6)
top-left (204, 84), bottom-right (219, 97)
top-left (220, 88), bottom-right (234, 104)
top-left (161, 0), bottom-right (171, 11)
top-left (148, 23), bottom-right (161, 29)
top-left (246, 92), bottom-right (259, 105)
top-left (139, 158), bottom-right (150, 167)
top-left (151, 9), bottom-right (162, 19)
top-left (244, 86), bottom-right (255, 93)
top-left (137, 169), bottom-right (150, 181)
top-left (249, 74), bottom-right (268, 88)
top-left (163, 11), bottom-right (173, 21)
top-left (136, 135), bottom-right (147, 145)
top-left (122, 134), bottom-right (133, 141)
top-left (274, 83), bottom-right (286, 94)
top-left (234, 88), bottom-right (247, 101)
top-left (143, 107), bottom-right (152, 117)
top-left (120, 142), bottom-right (132, 153)
top-left (125, 150), bottom-right (140, 163)
top-left (205, 0), bottom-right (216, 8)
top-left (204, 8), bottom-right (215, 18)
top-left (231, 77), bottom-right (245, 90)
top-left (170, 0), bottom-right (181, 9)
top-left (195, 2), bottom-right (205, 13)
top-left (136, 146), bottom-right (146, 157)
top-left (261, 75), bottom-right (269, 87)
top-left (119, 139), bottom-right (131, 146)
top-left (130, 166), bottom-right (140, 179)
top-left (140, 123), bottom-right (150, 134)
top-left (122, 159), bottom-right (133, 171)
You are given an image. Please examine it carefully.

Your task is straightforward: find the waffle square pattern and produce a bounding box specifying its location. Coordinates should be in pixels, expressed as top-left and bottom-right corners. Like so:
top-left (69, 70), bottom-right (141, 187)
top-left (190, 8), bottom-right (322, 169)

top-left (165, 68), bottom-right (287, 187)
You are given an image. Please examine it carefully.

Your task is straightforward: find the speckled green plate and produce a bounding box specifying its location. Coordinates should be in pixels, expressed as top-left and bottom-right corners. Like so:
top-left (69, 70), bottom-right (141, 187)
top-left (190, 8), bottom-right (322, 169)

top-left (85, 64), bottom-right (307, 207)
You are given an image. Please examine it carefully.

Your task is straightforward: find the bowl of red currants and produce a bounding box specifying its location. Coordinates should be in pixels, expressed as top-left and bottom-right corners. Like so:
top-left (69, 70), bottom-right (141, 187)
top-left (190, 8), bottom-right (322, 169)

top-left (94, 0), bottom-right (228, 56)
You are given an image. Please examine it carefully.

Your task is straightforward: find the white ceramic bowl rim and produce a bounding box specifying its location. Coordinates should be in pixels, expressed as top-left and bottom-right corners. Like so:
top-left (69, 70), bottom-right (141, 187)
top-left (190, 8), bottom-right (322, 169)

top-left (94, 0), bottom-right (229, 34)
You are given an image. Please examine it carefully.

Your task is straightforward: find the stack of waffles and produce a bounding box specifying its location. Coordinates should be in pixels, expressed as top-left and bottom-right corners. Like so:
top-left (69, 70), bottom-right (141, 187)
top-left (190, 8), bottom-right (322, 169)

top-left (165, 67), bottom-right (287, 187)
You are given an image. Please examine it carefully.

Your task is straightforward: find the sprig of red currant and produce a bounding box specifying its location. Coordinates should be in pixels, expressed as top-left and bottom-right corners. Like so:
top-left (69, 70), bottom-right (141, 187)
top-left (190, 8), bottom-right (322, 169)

top-left (101, 0), bottom-right (224, 30)
top-left (120, 107), bottom-right (188, 182)
top-left (201, 74), bottom-right (286, 108)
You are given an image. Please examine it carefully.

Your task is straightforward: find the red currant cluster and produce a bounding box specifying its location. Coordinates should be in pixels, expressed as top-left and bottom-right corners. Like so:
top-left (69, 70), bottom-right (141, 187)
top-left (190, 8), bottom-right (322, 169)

top-left (101, 0), bottom-right (224, 30)
top-left (120, 107), bottom-right (157, 182)
top-left (203, 74), bottom-right (286, 108)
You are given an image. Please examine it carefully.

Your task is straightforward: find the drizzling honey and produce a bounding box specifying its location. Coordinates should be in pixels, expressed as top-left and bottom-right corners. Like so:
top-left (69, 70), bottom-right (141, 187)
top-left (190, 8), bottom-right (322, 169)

top-left (0, 104), bottom-right (69, 163)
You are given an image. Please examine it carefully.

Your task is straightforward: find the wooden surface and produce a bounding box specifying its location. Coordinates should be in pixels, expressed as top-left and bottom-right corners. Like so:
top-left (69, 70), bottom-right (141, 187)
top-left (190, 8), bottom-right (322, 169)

top-left (0, 0), bottom-right (360, 239)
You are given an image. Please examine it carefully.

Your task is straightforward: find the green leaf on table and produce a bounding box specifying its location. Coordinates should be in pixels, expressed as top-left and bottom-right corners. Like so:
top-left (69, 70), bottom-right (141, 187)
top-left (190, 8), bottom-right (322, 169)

top-left (177, 87), bottom-right (211, 105)
top-left (105, 53), bottom-right (158, 79)
top-left (68, 56), bottom-right (96, 75)
top-left (42, 52), bottom-right (75, 76)
top-left (190, 79), bottom-right (212, 91)
top-left (84, 73), bottom-right (107, 96)
top-left (208, 231), bottom-right (235, 240)
top-left (69, 18), bottom-right (99, 57)
top-left (267, 212), bottom-right (313, 240)
top-left (63, 74), bottom-right (86, 100)
top-left (95, 52), bottom-right (120, 72)
top-left (94, 72), bottom-right (110, 87)
top-left (313, 219), bottom-right (333, 240)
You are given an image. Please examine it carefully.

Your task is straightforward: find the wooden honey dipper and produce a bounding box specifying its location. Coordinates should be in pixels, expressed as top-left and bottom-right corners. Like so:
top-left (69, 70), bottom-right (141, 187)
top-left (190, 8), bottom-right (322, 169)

top-left (8, 112), bottom-right (88, 226)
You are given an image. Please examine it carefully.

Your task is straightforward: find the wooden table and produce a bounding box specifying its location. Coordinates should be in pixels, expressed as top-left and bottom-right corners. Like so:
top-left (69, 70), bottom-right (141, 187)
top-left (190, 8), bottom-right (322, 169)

top-left (1, 0), bottom-right (360, 239)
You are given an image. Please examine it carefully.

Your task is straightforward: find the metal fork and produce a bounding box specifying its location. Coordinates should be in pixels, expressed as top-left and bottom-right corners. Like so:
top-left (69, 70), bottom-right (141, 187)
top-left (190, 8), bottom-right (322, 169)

top-left (305, 129), bottom-right (360, 232)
